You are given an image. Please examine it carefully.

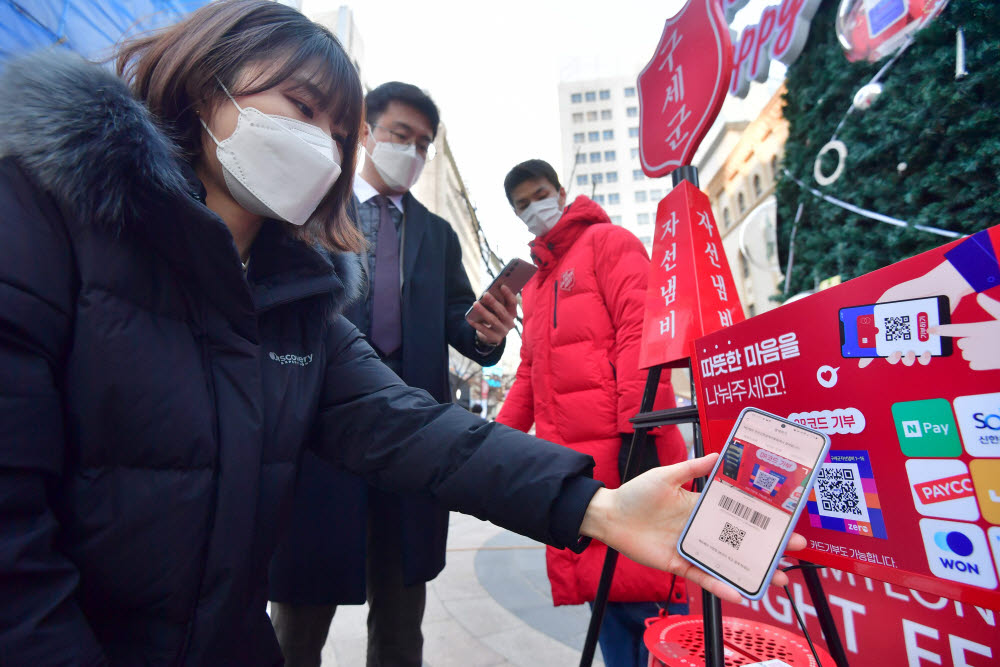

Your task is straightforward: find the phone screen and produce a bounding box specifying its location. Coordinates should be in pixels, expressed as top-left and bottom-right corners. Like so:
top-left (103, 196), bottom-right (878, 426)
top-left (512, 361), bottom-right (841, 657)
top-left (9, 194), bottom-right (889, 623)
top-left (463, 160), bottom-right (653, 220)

top-left (839, 296), bottom-right (950, 358)
top-left (680, 409), bottom-right (828, 597)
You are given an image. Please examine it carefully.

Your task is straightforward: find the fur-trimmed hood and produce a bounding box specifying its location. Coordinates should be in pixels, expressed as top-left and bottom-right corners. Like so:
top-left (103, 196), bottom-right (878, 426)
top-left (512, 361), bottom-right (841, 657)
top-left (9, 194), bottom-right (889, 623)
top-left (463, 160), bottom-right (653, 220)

top-left (0, 49), bottom-right (361, 309)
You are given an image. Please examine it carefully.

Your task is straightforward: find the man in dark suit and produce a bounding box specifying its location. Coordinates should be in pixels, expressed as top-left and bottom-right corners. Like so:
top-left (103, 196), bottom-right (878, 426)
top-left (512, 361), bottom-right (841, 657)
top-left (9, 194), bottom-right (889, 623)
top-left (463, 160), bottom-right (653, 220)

top-left (268, 82), bottom-right (518, 667)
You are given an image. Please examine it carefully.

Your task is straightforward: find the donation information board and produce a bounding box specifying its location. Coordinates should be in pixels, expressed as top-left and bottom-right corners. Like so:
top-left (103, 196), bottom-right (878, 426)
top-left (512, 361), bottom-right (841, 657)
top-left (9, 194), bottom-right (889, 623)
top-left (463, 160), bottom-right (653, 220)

top-left (693, 226), bottom-right (1000, 610)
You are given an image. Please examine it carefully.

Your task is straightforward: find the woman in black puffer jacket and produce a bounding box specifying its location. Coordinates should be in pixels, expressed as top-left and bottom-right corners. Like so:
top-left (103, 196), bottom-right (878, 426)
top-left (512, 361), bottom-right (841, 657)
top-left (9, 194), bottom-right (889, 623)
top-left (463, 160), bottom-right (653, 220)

top-left (0, 1), bottom-right (795, 665)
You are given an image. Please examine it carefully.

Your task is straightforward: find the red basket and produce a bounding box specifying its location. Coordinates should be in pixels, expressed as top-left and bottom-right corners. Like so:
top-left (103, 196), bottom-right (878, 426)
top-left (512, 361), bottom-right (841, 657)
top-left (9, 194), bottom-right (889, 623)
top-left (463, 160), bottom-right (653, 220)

top-left (644, 613), bottom-right (835, 667)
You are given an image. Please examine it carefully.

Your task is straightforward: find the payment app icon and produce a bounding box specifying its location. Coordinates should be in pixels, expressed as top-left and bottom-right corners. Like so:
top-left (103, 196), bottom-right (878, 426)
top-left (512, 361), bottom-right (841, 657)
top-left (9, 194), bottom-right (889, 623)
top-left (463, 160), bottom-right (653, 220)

top-left (919, 519), bottom-right (997, 590)
top-left (906, 459), bottom-right (979, 521)
top-left (892, 399), bottom-right (961, 457)
top-left (954, 392), bottom-right (1000, 458)
top-left (970, 460), bottom-right (1000, 525)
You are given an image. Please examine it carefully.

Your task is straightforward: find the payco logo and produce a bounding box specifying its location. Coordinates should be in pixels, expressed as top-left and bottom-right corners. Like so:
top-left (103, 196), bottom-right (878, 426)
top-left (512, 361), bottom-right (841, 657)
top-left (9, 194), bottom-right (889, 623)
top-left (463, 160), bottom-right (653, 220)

top-left (954, 392), bottom-right (1000, 458)
top-left (919, 519), bottom-right (997, 590)
top-left (905, 459), bottom-right (979, 521)
top-left (892, 399), bottom-right (961, 457)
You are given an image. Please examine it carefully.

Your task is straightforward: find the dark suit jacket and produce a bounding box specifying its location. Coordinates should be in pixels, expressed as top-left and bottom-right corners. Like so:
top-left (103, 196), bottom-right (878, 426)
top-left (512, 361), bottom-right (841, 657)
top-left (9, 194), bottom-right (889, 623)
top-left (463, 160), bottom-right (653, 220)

top-left (269, 192), bottom-right (505, 604)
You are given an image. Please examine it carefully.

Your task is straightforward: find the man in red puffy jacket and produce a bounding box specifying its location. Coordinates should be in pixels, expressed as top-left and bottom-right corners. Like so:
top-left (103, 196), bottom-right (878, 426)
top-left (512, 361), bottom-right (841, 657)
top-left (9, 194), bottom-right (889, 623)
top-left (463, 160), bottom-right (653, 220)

top-left (497, 159), bottom-right (689, 667)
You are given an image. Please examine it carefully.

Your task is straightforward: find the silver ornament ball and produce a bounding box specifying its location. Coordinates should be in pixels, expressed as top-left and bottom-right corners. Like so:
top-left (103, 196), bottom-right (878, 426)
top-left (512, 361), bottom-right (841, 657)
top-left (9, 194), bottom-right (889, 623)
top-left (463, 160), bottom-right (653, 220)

top-left (852, 82), bottom-right (884, 111)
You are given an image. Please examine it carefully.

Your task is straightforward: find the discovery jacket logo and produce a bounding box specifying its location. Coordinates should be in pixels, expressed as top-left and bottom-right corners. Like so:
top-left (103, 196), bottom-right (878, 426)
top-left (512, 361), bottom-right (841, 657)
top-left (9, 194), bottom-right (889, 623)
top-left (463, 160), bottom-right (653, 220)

top-left (269, 352), bottom-right (313, 366)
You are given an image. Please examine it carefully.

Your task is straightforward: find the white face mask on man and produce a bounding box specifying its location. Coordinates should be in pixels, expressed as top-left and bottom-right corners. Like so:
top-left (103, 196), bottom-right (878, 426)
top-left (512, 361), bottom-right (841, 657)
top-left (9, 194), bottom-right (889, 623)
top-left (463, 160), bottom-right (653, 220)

top-left (201, 81), bottom-right (342, 226)
top-left (366, 133), bottom-right (426, 192)
top-left (518, 196), bottom-right (563, 237)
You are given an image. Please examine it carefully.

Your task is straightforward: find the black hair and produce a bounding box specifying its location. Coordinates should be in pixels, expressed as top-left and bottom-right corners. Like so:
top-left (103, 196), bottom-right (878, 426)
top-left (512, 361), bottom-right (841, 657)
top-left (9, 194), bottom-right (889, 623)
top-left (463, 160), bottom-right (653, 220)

top-left (365, 81), bottom-right (440, 138)
top-left (503, 159), bottom-right (561, 206)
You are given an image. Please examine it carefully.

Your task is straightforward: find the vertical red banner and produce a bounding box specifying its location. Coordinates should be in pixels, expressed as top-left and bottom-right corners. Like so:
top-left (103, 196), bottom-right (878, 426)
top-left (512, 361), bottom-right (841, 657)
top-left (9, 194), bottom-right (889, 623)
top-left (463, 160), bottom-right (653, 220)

top-left (639, 180), bottom-right (745, 369)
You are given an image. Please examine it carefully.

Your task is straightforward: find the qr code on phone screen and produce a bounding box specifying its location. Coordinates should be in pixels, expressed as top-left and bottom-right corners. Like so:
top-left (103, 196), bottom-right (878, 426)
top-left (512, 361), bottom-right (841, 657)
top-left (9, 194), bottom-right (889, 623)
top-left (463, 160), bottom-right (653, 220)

top-left (816, 466), bottom-right (864, 518)
top-left (719, 522), bottom-right (745, 550)
top-left (883, 315), bottom-right (911, 341)
top-left (755, 471), bottom-right (779, 493)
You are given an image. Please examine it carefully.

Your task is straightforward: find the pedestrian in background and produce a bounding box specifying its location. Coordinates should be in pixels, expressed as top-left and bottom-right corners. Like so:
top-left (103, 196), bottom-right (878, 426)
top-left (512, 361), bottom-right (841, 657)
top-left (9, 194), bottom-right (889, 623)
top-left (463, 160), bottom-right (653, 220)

top-left (499, 159), bottom-right (691, 667)
top-left (268, 81), bottom-right (517, 667)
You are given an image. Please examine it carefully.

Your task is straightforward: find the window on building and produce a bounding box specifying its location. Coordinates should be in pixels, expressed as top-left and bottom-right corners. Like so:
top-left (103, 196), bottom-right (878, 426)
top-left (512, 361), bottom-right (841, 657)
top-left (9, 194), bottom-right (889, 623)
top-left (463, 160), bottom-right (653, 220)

top-left (723, 208), bottom-right (731, 227)
top-left (650, 188), bottom-right (662, 200)
top-left (599, 89), bottom-right (611, 100)
top-left (575, 153), bottom-right (586, 164)
top-left (586, 110), bottom-right (598, 121)
top-left (603, 129), bottom-right (614, 140)
top-left (639, 235), bottom-right (652, 244)
top-left (606, 171), bottom-right (618, 183)
top-left (625, 86), bottom-right (636, 97)
top-left (626, 106), bottom-right (638, 117)
top-left (594, 194), bottom-right (605, 204)
top-left (573, 132), bottom-right (585, 143)
top-left (604, 150), bottom-right (616, 162)
top-left (633, 169), bottom-right (645, 181)
top-left (637, 213), bottom-right (650, 225)
top-left (630, 147), bottom-right (639, 159)
top-left (591, 173), bottom-right (604, 184)
top-left (741, 257), bottom-right (750, 279)
top-left (748, 303), bottom-right (757, 317)
top-left (572, 112), bottom-right (583, 123)
top-left (635, 191), bottom-right (648, 203)
top-left (738, 192), bottom-right (746, 213)
top-left (585, 91), bottom-right (596, 102)
top-left (753, 174), bottom-right (762, 197)
top-left (577, 175), bottom-right (588, 185)
top-left (571, 93), bottom-right (582, 103)
top-left (610, 215), bottom-right (622, 224)
top-left (608, 193), bottom-right (620, 205)
top-left (588, 131), bottom-right (600, 142)
top-left (628, 127), bottom-right (639, 138)
top-left (589, 152), bottom-right (601, 163)
top-left (601, 109), bottom-right (613, 120)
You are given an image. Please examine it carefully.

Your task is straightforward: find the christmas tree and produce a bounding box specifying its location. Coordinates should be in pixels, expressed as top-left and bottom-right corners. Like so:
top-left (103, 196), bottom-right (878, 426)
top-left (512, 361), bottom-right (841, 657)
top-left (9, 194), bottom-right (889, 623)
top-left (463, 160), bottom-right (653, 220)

top-left (775, 0), bottom-right (999, 297)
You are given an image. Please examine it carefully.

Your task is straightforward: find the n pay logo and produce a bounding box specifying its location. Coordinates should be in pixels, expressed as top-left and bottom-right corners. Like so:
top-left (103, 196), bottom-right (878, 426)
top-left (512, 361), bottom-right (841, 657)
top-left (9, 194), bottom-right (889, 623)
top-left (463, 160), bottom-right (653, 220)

top-left (919, 519), bottom-right (997, 590)
top-left (905, 459), bottom-right (979, 521)
top-left (954, 392), bottom-right (1000, 458)
top-left (892, 399), bottom-right (961, 457)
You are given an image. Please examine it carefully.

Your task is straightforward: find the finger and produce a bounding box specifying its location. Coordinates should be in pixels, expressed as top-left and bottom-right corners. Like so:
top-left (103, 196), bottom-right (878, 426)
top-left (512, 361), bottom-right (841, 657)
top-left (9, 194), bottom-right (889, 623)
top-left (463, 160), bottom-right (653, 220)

top-left (931, 322), bottom-right (991, 338)
top-left (858, 357), bottom-right (874, 369)
top-left (499, 285), bottom-right (519, 313)
top-left (668, 453), bottom-right (719, 485)
top-left (918, 350), bottom-right (932, 366)
top-left (901, 351), bottom-right (916, 366)
top-left (786, 533), bottom-right (807, 551)
top-left (684, 568), bottom-right (742, 603)
top-left (470, 300), bottom-right (502, 330)
top-left (978, 292), bottom-right (1000, 319)
top-left (469, 320), bottom-right (501, 345)
top-left (771, 570), bottom-right (789, 588)
top-left (887, 351), bottom-right (902, 365)
top-left (485, 290), bottom-right (517, 329)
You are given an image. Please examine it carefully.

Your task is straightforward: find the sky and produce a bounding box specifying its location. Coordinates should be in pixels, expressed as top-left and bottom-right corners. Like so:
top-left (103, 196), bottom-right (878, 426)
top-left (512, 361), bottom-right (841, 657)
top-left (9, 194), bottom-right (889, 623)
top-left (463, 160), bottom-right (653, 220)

top-left (301, 0), bottom-right (774, 262)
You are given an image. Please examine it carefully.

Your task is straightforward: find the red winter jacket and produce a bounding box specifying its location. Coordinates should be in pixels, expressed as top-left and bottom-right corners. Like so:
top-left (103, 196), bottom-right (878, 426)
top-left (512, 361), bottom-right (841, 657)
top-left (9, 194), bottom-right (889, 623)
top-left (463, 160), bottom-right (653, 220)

top-left (497, 196), bottom-right (688, 606)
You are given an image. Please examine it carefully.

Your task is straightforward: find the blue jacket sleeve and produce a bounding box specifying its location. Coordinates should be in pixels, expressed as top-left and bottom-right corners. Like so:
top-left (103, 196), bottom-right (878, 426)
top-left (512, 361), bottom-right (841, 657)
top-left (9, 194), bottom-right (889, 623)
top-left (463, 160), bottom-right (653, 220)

top-left (0, 158), bottom-right (107, 664)
top-left (312, 314), bottom-right (597, 550)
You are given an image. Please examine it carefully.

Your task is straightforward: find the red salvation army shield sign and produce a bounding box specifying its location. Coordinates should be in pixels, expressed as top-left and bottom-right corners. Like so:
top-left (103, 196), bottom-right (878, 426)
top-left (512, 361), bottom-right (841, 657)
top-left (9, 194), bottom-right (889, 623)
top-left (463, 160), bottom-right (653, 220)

top-left (638, 0), bottom-right (734, 177)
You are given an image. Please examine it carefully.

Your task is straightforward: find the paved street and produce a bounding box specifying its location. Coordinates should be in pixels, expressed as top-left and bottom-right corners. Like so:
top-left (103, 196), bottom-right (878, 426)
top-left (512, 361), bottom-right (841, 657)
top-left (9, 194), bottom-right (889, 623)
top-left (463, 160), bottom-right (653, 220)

top-left (304, 512), bottom-right (605, 666)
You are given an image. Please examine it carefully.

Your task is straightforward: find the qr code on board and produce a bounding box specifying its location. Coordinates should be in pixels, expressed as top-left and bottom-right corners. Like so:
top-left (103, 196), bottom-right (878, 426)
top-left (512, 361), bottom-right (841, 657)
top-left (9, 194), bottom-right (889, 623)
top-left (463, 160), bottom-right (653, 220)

top-left (883, 315), bottom-right (911, 341)
top-left (719, 522), bottom-right (745, 550)
top-left (816, 466), bottom-right (863, 517)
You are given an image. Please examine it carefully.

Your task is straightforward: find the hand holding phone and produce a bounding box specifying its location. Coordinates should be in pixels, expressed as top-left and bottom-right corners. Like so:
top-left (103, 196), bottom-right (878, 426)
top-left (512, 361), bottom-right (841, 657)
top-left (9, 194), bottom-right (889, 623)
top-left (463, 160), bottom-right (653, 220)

top-left (676, 408), bottom-right (830, 600)
top-left (465, 259), bottom-right (536, 345)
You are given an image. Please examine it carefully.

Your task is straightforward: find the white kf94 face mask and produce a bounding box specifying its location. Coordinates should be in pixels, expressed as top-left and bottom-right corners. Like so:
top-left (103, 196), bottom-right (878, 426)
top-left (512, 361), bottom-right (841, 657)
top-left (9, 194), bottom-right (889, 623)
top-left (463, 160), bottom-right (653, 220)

top-left (201, 82), bottom-right (342, 226)
top-left (367, 139), bottom-right (426, 192)
top-left (518, 196), bottom-right (563, 236)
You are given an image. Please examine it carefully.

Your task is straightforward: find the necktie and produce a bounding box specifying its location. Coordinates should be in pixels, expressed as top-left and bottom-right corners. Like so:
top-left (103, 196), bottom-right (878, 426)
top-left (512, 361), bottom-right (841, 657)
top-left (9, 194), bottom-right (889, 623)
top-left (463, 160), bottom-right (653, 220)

top-left (370, 195), bottom-right (401, 356)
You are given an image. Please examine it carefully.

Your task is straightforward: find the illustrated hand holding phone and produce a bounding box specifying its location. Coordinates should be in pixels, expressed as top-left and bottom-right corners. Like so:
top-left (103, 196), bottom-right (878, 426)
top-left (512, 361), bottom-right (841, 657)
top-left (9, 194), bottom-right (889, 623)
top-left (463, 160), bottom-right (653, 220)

top-left (841, 296), bottom-right (952, 367)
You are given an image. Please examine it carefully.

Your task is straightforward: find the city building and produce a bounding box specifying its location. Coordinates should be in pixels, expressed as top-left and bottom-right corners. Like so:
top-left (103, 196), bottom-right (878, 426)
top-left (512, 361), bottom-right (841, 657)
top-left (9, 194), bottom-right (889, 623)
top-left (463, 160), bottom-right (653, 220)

top-left (557, 75), bottom-right (663, 251)
top-left (307, 5), bottom-right (366, 87)
top-left (694, 83), bottom-right (787, 318)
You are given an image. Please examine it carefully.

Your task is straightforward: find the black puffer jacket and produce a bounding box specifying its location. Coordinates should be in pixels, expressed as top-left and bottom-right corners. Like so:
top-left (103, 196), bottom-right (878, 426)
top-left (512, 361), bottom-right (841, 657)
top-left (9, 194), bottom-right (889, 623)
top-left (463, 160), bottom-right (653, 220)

top-left (0, 52), bottom-right (599, 666)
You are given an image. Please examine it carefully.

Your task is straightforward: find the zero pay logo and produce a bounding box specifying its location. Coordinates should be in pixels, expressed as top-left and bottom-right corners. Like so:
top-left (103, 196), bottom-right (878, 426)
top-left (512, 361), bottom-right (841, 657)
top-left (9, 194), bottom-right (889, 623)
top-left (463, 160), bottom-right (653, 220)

top-left (919, 519), bottom-right (997, 590)
top-left (905, 459), bottom-right (979, 521)
top-left (953, 392), bottom-right (1000, 458)
top-left (891, 398), bottom-right (961, 457)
